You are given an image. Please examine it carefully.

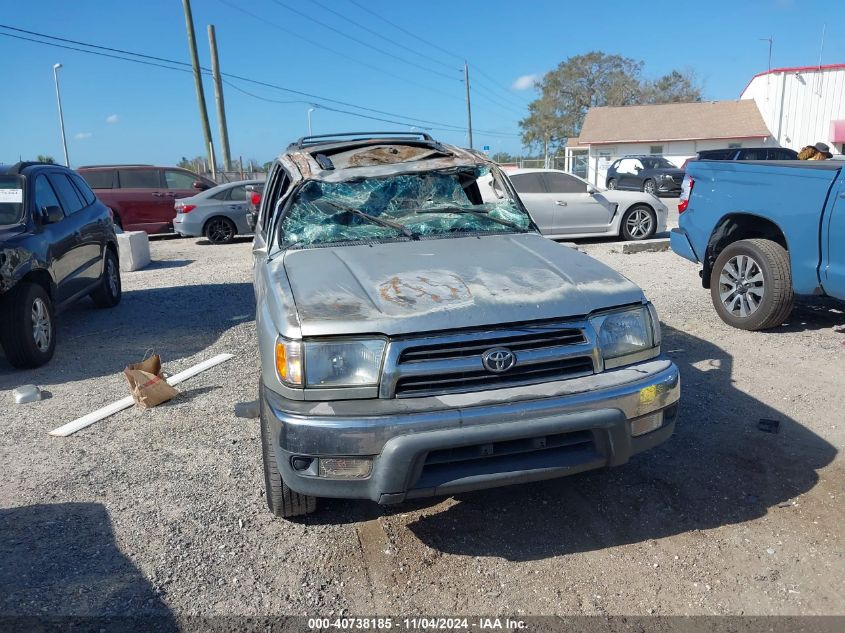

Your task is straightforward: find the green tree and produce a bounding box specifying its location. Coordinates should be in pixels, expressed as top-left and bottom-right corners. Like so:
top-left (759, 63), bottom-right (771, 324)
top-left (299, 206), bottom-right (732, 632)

top-left (36, 155), bottom-right (55, 164)
top-left (519, 52), bottom-right (703, 155)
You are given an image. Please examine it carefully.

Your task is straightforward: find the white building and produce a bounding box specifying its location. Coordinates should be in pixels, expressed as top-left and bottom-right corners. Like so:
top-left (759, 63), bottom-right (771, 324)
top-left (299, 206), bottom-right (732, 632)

top-left (566, 100), bottom-right (775, 186)
top-left (740, 63), bottom-right (845, 154)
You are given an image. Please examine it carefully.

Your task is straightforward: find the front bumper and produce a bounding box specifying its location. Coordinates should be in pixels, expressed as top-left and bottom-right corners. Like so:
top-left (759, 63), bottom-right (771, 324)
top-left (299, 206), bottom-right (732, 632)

top-left (657, 180), bottom-right (683, 194)
top-left (263, 359), bottom-right (680, 504)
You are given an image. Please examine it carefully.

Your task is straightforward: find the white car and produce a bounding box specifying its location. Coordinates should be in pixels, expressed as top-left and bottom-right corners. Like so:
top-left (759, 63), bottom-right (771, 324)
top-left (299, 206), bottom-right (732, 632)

top-left (481, 168), bottom-right (668, 240)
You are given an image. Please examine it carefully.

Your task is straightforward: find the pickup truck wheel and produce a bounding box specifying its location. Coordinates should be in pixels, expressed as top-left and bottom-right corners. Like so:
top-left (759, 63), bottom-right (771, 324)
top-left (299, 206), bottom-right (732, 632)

top-left (0, 282), bottom-right (56, 368)
top-left (205, 217), bottom-right (236, 245)
top-left (620, 205), bottom-right (656, 240)
top-left (90, 249), bottom-right (122, 308)
top-left (260, 392), bottom-right (317, 518)
top-left (710, 239), bottom-right (794, 330)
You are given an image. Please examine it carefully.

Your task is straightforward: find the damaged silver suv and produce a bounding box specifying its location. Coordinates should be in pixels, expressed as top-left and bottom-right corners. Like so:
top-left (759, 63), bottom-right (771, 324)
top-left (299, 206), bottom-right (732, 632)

top-left (252, 132), bottom-right (680, 518)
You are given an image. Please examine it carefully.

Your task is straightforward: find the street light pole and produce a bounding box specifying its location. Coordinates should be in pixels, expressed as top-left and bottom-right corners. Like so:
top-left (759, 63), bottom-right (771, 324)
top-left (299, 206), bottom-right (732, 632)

top-left (52, 63), bottom-right (69, 166)
top-left (307, 107), bottom-right (315, 136)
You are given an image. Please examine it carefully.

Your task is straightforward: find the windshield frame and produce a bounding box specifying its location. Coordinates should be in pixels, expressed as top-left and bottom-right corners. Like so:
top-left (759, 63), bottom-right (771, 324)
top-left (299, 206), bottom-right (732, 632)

top-left (269, 164), bottom-right (538, 254)
top-left (0, 174), bottom-right (26, 227)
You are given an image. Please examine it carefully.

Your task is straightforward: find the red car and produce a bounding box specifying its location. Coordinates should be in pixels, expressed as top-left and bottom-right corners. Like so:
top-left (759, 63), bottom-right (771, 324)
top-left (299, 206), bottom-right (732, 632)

top-left (77, 165), bottom-right (216, 234)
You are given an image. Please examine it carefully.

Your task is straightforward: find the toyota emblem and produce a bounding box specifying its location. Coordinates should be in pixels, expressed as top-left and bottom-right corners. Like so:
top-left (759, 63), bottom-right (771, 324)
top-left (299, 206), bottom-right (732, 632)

top-left (481, 347), bottom-right (516, 373)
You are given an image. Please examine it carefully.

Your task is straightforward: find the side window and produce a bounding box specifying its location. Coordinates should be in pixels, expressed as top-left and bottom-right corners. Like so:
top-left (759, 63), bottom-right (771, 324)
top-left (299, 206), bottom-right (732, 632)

top-left (610, 160), bottom-right (621, 171)
top-left (740, 149), bottom-right (765, 160)
top-left (164, 169), bottom-right (198, 190)
top-left (69, 173), bottom-right (96, 206)
top-left (80, 170), bottom-right (114, 189)
top-left (509, 173), bottom-right (546, 194)
top-left (543, 172), bottom-right (588, 194)
top-left (633, 159), bottom-right (645, 171)
top-left (119, 169), bottom-right (161, 188)
top-left (211, 188), bottom-right (231, 201)
top-left (33, 175), bottom-right (63, 215)
top-left (228, 185), bottom-right (247, 201)
top-left (48, 174), bottom-right (85, 215)
top-left (260, 167), bottom-right (290, 233)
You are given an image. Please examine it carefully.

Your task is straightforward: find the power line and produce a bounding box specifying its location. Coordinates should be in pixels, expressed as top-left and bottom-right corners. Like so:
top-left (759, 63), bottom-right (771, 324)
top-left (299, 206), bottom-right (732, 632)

top-left (217, 0), bottom-right (463, 105)
top-left (344, 0), bottom-right (533, 108)
top-left (270, 0), bottom-right (459, 83)
top-left (0, 25), bottom-right (520, 138)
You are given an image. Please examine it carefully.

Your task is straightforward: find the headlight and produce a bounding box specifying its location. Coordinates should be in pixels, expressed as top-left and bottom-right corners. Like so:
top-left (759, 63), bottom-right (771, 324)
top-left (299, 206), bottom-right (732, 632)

top-left (589, 305), bottom-right (660, 368)
top-left (304, 339), bottom-right (386, 387)
top-left (276, 338), bottom-right (387, 388)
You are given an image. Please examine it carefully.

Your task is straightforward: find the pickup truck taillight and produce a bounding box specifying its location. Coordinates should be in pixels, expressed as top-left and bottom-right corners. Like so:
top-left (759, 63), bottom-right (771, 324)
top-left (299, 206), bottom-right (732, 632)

top-left (678, 175), bottom-right (694, 213)
top-left (249, 192), bottom-right (261, 206)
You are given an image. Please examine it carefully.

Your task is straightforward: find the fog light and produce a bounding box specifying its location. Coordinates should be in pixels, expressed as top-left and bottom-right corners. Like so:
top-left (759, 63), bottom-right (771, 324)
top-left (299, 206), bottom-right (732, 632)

top-left (318, 457), bottom-right (372, 479)
top-left (631, 412), bottom-right (663, 437)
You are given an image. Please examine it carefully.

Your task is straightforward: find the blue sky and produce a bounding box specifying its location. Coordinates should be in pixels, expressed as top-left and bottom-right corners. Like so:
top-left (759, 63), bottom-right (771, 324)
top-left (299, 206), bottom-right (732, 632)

top-left (1, 0), bottom-right (843, 167)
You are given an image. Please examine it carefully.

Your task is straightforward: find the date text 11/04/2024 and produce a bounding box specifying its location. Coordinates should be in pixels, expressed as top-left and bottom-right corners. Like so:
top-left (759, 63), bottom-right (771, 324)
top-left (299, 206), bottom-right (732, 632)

top-left (306, 618), bottom-right (528, 630)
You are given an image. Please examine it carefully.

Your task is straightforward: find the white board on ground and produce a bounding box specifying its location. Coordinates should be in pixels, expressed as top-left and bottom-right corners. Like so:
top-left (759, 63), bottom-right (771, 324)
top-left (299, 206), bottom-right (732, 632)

top-left (49, 353), bottom-right (234, 437)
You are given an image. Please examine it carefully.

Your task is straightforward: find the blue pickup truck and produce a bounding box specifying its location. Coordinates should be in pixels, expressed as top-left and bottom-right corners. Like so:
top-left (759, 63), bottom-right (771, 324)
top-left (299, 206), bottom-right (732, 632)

top-left (670, 160), bottom-right (845, 330)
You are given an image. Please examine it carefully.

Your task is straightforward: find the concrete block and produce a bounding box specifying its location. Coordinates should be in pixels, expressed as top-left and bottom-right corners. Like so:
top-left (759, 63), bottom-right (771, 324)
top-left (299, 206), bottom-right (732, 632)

top-left (621, 238), bottom-right (670, 254)
top-left (117, 231), bottom-right (151, 271)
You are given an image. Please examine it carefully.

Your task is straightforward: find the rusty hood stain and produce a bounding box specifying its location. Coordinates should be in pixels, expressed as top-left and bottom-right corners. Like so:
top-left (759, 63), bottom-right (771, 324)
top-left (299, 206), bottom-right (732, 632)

top-left (281, 233), bottom-right (644, 337)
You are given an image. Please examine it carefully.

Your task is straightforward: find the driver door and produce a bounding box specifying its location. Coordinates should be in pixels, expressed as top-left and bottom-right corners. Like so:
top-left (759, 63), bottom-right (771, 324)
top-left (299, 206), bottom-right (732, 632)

top-left (508, 172), bottom-right (554, 234)
top-left (541, 172), bottom-right (614, 235)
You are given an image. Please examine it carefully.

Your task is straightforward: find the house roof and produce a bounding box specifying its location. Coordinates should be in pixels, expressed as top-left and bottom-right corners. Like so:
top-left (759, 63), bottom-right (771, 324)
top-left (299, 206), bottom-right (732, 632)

top-left (577, 100), bottom-right (771, 145)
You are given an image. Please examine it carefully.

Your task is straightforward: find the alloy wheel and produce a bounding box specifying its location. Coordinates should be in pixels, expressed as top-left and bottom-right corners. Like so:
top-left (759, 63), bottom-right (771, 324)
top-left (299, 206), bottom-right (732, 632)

top-left (208, 219), bottom-right (234, 243)
top-left (31, 298), bottom-right (52, 352)
top-left (643, 180), bottom-right (656, 194)
top-left (719, 254), bottom-right (765, 318)
top-left (625, 209), bottom-right (653, 239)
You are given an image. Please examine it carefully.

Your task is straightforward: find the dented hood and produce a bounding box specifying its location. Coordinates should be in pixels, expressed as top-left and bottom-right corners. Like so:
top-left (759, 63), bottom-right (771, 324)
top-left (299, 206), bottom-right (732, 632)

top-left (279, 233), bottom-right (644, 337)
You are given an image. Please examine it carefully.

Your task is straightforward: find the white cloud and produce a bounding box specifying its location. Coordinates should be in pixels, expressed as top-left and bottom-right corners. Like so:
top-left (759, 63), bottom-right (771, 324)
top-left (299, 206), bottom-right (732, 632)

top-left (74, 132), bottom-right (93, 140)
top-left (511, 74), bottom-right (539, 91)
top-left (106, 114), bottom-right (119, 124)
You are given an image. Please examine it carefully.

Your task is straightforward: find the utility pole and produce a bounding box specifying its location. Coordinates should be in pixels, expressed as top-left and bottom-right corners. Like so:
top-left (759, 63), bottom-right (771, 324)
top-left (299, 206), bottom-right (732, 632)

top-left (182, 0), bottom-right (214, 170)
top-left (464, 61), bottom-right (473, 149)
top-left (207, 25), bottom-right (232, 171)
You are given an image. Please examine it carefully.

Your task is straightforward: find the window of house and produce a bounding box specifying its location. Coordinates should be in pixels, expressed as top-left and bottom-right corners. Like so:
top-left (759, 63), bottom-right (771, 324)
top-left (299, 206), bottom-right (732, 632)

top-left (649, 145), bottom-right (663, 155)
top-left (728, 143), bottom-right (742, 149)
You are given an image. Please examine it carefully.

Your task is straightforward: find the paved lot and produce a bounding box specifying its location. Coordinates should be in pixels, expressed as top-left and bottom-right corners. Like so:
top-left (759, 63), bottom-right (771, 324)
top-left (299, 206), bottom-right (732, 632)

top-left (1, 234), bottom-right (843, 618)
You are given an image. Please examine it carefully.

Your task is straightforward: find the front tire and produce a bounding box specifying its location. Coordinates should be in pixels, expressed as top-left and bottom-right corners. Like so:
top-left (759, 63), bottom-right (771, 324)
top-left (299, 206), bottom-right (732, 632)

top-left (90, 249), bottom-right (122, 308)
top-left (607, 178), bottom-right (617, 190)
top-left (0, 282), bottom-right (56, 368)
top-left (709, 239), bottom-right (794, 330)
top-left (205, 217), bottom-right (237, 245)
top-left (260, 389), bottom-right (317, 518)
top-left (620, 205), bottom-right (656, 241)
top-left (642, 179), bottom-right (656, 195)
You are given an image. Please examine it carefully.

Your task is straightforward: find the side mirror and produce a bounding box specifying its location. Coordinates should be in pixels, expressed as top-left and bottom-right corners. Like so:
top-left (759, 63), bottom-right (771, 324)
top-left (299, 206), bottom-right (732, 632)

top-left (586, 185), bottom-right (597, 195)
top-left (42, 205), bottom-right (64, 224)
top-left (192, 180), bottom-right (210, 191)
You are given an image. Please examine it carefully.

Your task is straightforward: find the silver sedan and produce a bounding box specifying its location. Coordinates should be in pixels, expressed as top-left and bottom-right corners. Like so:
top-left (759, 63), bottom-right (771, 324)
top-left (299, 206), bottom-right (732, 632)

top-left (173, 179), bottom-right (264, 244)
top-left (481, 168), bottom-right (668, 240)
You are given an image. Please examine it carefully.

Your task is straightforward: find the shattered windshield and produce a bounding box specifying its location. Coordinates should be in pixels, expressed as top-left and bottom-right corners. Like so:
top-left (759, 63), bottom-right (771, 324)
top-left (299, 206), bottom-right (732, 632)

top-left (276, 166), bottom-right (532, 247)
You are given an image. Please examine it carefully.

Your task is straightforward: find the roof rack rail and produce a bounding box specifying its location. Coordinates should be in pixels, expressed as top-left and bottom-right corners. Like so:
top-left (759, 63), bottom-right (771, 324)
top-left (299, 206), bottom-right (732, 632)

top-left (291, 131), bottom-right (434, 150)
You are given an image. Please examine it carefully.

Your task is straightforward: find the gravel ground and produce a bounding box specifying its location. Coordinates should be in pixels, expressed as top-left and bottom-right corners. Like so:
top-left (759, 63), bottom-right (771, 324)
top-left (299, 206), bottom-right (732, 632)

top-left (1, 232), bottom-right (843, 620)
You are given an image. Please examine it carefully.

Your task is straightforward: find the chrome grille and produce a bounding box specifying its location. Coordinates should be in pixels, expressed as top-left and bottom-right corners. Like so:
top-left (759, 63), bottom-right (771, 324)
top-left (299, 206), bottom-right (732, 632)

top-left (381, 321), bottom-right (598, 398)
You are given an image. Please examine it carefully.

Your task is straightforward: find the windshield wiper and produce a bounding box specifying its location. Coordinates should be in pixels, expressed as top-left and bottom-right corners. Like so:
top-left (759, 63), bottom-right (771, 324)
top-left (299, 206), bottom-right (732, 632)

top-left (413, 206), bottom-right (523, 230)
top-left (325, 201), bottom-right (416, 239)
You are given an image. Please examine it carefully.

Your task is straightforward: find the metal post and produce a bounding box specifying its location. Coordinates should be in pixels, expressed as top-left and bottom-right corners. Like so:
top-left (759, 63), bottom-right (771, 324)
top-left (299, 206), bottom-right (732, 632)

top-left (464, 61), bottom-right (473, 149)
top-left (52, 64), bottom-right (69, 166)
top-left (182, 0), bottom-right (214, 169)
top-left (308, 107), bottom-right (315, 136)
top-left (207, 25), bottom-right (232, 171)
top-left (208, 142), bottom-right (217, 181)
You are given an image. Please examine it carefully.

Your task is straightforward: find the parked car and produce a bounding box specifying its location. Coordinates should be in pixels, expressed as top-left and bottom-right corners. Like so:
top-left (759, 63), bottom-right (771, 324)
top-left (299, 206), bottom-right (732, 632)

top-left (173, 179), bottom-right (263, 244)
top-left (0, 162), bottom-right (121, 368)
top-left (605, 156), bottom-right (685, 195)
top-left (252, 132), bottom-right (680, 518)
top-left (77, 164), bottom-right (216, 234)
top-left (681, 146), bottom-right (798, 169)
top-left (671, 159), bottom-right (845, 330)
top-left (481, 168), bottom-right (668, 240)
